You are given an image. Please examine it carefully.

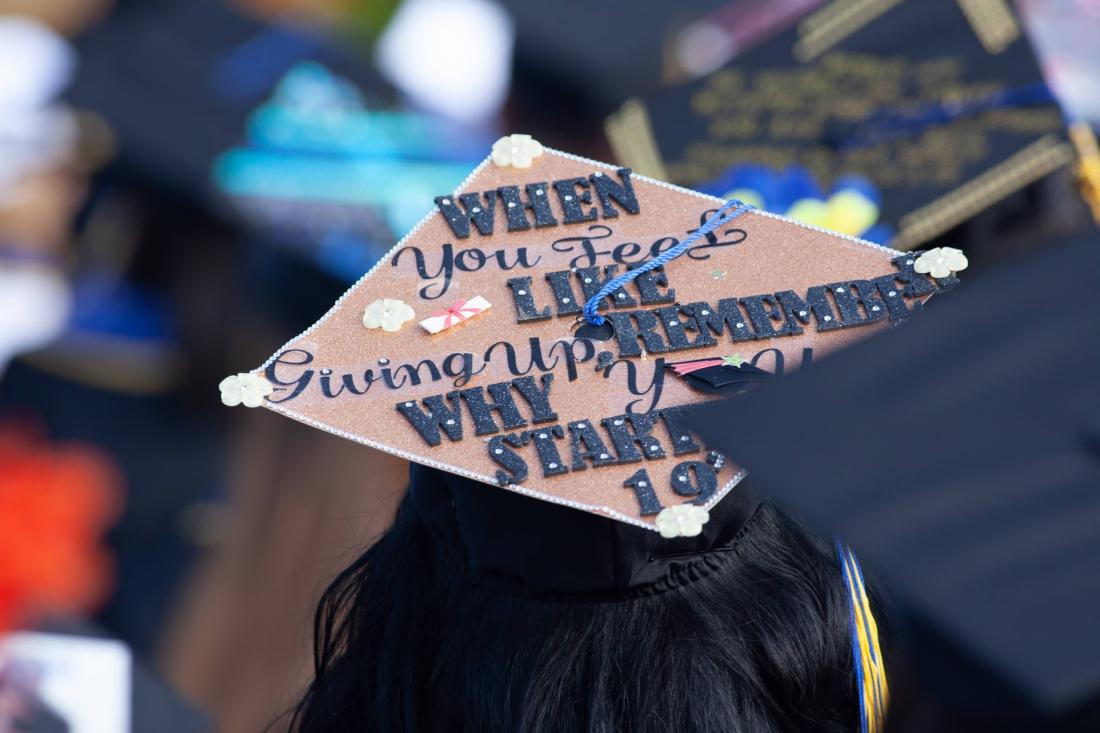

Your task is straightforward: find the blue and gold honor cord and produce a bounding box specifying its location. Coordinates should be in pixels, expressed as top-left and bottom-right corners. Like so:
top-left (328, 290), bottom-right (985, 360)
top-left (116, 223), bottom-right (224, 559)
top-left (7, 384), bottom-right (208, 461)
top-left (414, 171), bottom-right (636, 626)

top-left (835, 540), bottom-right (888, 733)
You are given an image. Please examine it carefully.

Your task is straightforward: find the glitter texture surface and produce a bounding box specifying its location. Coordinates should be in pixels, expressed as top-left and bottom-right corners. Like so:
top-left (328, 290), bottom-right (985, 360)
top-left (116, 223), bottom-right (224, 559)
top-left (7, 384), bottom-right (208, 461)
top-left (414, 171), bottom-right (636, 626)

top-left (254, 149), bottom-right (929, 531)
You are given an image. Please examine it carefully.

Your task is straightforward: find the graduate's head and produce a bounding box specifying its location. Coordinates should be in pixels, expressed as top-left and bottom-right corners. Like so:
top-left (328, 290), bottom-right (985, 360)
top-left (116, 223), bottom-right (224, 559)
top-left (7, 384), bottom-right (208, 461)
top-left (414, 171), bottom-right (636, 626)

top-left (289, 465), bottom-right (886, 733)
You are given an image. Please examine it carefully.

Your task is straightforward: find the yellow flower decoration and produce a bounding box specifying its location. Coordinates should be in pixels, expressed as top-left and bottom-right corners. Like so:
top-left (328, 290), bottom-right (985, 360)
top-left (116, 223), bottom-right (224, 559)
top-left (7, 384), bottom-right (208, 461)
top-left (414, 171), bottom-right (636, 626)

top-left (219, 373), bottom-right (273, 408)
top-left (363, 298), bottom-right (416, 333)
top-left (655, 504), bottom-right (710, 538)
top-left (914, 247), bottom-right (968, 279)
top-left (490, 134), bottom-right (544, 169)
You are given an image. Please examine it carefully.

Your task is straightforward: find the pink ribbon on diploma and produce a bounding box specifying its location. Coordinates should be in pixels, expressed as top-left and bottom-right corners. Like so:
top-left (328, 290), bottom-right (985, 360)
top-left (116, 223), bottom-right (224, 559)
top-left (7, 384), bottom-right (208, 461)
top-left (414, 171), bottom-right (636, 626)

top-left (668, 358), bottom-right (725, 375)
top-left (431, 299), bottom-right (481, 329)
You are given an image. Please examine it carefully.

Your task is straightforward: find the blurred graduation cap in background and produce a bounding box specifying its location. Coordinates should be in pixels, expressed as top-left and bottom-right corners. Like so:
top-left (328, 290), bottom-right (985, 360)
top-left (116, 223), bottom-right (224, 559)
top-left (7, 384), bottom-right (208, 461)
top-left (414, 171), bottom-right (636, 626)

top-left (686, 230), bottom-right (1100, 730)
top-left (67, 0), bottom-right (491, 326)
top-left (608, 0), bottom-right (1093, 259)
top-left (67, 0), bottom-right (385, 195)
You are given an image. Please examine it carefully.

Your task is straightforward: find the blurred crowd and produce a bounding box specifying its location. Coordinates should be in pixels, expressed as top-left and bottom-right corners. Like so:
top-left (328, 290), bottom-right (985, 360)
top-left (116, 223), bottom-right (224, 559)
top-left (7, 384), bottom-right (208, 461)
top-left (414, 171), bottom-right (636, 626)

top-left (0, 0), bottom-right (1096, 731)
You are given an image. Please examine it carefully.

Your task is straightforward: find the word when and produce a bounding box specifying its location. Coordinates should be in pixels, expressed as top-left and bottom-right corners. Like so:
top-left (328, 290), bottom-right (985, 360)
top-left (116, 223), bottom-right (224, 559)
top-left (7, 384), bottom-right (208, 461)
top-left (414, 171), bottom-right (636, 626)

top-left (434, 168), bottom-right (640, 239)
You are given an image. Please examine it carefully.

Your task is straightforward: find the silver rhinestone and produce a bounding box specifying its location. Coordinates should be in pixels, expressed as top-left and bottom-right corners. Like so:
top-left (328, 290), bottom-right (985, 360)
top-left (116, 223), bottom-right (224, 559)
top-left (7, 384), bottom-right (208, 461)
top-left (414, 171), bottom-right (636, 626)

top-left (518, 290), bottom-right (526, 295)
top-left (594, 172), bottom-right (603, 176)
top-left (445, 419), bottom-right (455, 425)
top-left (599, 453), bottom-right (609, 459)
top-left (824, 315), bottom-right (833, 322)
top-left (536, 189), bottom-right (544, 196)
top-left (564, 195), bottom-right (573, 201)
top-left (799, 310), bottom-right (808, 317)
top-left (538, 433), bottom-right (548, 439)
top-left (701, 310), bottom-right (710, 315)
top-left (872, 305), bottom-right (881, 312)
top-left (617, 293), bottom-right (625, 298)
top-left (441, 198), bottom-right (450, 205)
top-left (678, 476), bottom-right (688, 482)
top-left (472, 207), bottom-right (481, 213)
top-left (835, 287), bottom-right (844, 293)
top-left (584, 277), bottom-right (592, 284)
top-left (379, 358), bottom-right (389, 365)
top-left (668, 321), bottom-right (677, 327)
top-left (888, 291), bottom-right (897, 297)
top-left (508, 202), bottom-right (516, 208)
top-left (576, 422), bottom-right (586, 429)
top-left (494, 448), bottom-right (503, 455)
top-left (680, 436), bottom-right (689, 442)
top-left (638, 481), bottom-right (647, 487)
top-left (562, 297), bottom-right (571, 303)
top-left (404, 402), bottom-right (413, 407)
top-left (736, 323), bottom-right (744, 329)
top-left (614, 419), bottom-right (623, 426)
top-left (648, 445), bottom-right (659, 452)
top-left (548, 463), bottom-right (558, 469)
top-left (906, 259), bottom-right (914, 265)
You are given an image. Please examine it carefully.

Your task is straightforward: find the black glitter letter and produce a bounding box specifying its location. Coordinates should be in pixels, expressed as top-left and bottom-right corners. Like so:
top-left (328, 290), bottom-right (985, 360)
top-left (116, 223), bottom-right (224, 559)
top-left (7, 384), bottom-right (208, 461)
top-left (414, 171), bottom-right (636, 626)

top-left (495, 186), bottom-right (533, 232)
top-left (489, 432), bottom-right (529, 486)
top-left (632, 265), bottom-right (675, 305)
top-left (544, 270), bottom-right (582, 315)
top-left (575, 265), bottom-right (638, 311)
top-left (459, 381), bottom-right (528, 435)
top-left (602, 412), bottom-right (666, 463)
top-left (552, 177), bottom-right (599, 224)
top-left (395, 393), bottom-right (463, 446)
top-left (506, 276), bottom-right (552, 322)
top-left (435, 191), bottom-right (497, 238)
top-left (590, 168), bottom-right (641, 218)
top-left (525, 182), bottom-right (559, 228)
top-left (739, 294), bottom-right (794, 339)
top-left (522, 425), bottom-right (568, 477)
top-left (657, 407), bottom-right (702, 456)
top-left (512, 375), bottom-right (558, 423)
top-left (689, 298), bottom-right (757, 343)
top-left (566, 418), bottom-right (618, 471)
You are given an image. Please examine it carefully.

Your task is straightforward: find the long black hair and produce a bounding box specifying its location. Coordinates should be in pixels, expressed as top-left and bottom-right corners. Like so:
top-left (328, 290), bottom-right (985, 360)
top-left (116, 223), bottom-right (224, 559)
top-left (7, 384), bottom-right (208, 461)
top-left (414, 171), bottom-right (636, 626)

top-left (288, 470), bottom-right (880, 732)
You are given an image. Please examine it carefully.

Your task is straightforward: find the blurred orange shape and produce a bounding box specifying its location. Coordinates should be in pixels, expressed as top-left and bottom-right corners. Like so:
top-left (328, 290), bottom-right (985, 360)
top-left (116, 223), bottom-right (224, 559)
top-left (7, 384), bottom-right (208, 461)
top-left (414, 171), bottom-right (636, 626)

top-left (0, 428), bottom-right (122, 633)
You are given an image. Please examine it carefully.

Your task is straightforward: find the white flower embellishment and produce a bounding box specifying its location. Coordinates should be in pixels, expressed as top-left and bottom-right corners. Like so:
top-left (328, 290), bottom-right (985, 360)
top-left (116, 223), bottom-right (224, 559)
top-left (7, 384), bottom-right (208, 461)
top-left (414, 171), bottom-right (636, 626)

top-left (655, 504), bottom-right (710, 539)
top-left (219, 373), bottom-right (273, 408)
top-left (491, 134), bottom-right (544, 169)
top-left (914, 247), bottom-right (968, 279)
top-left (363, 298), bottom-right (415, 333)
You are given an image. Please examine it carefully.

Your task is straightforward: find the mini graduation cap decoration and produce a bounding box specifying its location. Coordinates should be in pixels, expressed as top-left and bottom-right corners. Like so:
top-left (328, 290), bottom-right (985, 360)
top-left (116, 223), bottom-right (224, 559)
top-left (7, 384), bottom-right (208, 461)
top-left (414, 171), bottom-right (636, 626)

top-left (666, 355), bottom-right (774, 396)
top-left (219, 134), bottom-right (964, 536)
top-left (685, 232), bottom-right (1100, 725)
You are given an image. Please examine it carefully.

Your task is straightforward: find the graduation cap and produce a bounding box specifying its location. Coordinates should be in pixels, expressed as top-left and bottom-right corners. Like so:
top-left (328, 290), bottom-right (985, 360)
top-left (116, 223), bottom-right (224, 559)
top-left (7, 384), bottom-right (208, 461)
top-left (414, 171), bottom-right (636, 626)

top-left (67, 0), bottom-right (388, 196)
top-left (665, 354), bottom-right (774, 395)
top-left (607, 0), bottom-right (1075, 252)
top-left (685, 232), bottom-right (1100, 724)
top-left (218, 135), bottom-right (963, 537)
